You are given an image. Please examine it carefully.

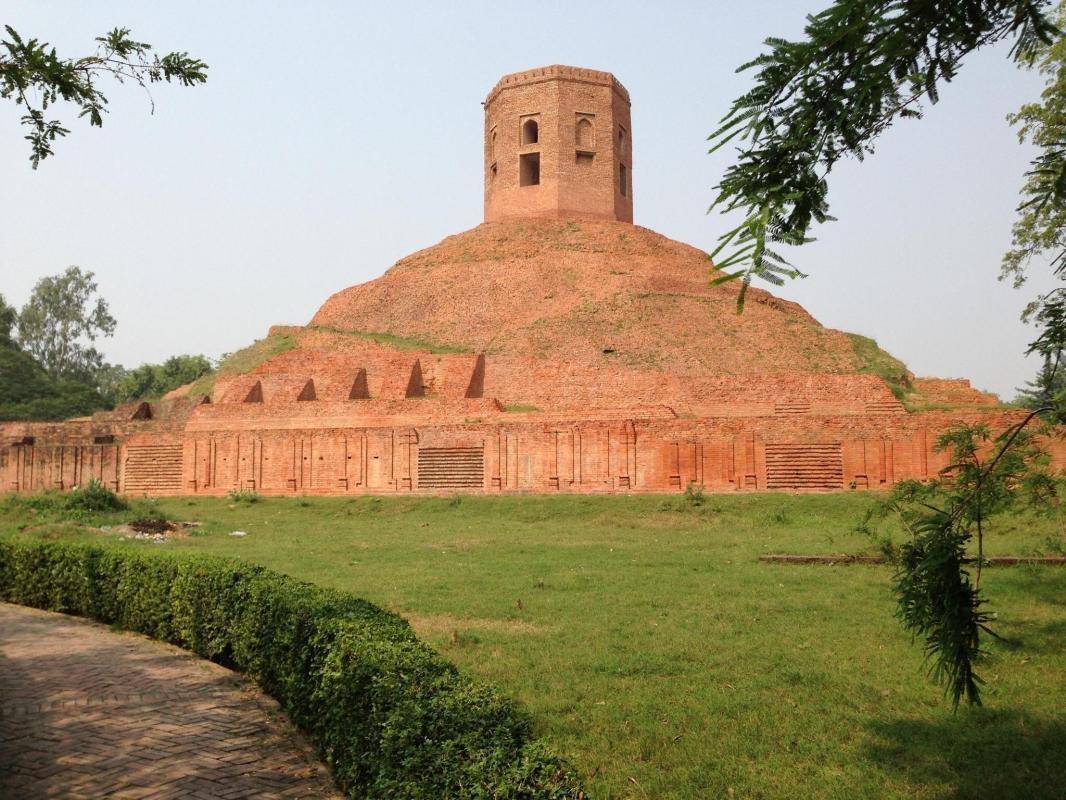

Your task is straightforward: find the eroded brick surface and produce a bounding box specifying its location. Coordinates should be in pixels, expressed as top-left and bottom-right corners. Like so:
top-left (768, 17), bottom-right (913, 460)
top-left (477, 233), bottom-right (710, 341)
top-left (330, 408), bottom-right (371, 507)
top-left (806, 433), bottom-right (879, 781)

top-left (0, 603), bottom-right (341, 800)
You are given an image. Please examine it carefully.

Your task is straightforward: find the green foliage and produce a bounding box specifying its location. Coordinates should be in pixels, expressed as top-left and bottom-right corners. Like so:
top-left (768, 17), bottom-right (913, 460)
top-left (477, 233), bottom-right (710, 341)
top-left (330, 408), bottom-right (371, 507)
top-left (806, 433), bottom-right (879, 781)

top-left (188, 332), bottom-right (297, 398)
top-left (0, 339), bottom-right (109, 421)
top-left (16, 266), bottom-right (116, 382)
top-left (0, 539), bottom-right (582, 799)
top-left (0, 480), bottom-right (127, 521)
top-left (1012, 346), bottom-right (1066, 410)
top-left (66, 479), bottom-right (127, 514)
top-left (0, 292), bottom-right (15, 344)
top-left (682, 482), bottom-right (706, 507)
top-left (308, 324), bottom-right (471, 354)
top-left (709, 1), bottom-right (1058, 306)
top-left (0, 269), bottom-right (120, 420)
top-left (847, 333), bottom-right (914, 401)
top-left (226, 488), bottom-right (262, 504)
top-left (893, 501), bottom-right (992, 708)
top-left (0, 340), bottom-right (59, 404)
top-left (0, 25), bottom-right (208, 168)
top-left (866, 418), bottom-right (1061, 707)
top-left (1003, 5), bottom-right (1066, 292)
top-left (114, 354), bottom-right (213, 402)
top-left (504, 403), bottom-right (541, 413)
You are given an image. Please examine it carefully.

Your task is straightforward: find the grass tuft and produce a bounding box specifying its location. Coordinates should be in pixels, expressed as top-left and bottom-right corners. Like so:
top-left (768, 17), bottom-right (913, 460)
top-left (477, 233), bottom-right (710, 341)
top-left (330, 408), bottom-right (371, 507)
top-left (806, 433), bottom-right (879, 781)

top-left (307, 324), bottom-right (470, 354)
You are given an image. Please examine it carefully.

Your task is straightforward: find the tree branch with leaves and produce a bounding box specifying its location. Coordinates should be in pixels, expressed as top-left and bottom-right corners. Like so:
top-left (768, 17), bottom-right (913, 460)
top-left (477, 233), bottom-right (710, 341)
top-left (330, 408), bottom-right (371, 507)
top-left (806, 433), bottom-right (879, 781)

top-left (0, 25), bottom-right (207, 167)
top-left (708, 1), bottom-right (1058, 309)
top-left (863, 414), bottom-right (1061, 707)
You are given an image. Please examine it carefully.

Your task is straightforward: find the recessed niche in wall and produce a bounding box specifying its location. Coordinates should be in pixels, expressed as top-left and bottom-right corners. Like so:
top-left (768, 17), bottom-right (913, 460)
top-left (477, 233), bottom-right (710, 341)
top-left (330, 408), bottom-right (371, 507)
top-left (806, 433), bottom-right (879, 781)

top-left (520, 152), bottom-right (541, 186)
top-left (349, 368), bottom-right (370, 400)
top-left (576, 116), bottom-right (594, 149)
top-left (405, 360), bottom-right (425, 398)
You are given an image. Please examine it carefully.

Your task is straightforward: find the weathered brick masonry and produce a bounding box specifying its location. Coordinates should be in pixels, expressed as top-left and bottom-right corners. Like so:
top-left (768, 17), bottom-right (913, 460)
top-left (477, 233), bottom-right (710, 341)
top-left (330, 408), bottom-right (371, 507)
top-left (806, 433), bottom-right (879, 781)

top-left (4, 65), bottom-right (1056, 496)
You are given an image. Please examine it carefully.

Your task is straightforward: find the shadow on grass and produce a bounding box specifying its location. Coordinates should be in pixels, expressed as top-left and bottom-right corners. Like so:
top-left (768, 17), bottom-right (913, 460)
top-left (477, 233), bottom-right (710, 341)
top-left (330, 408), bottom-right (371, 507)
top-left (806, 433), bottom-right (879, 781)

top-left (866, 710), bottom-right (1066, 800)
top-left (995, 618), bottom-right (1066, 656)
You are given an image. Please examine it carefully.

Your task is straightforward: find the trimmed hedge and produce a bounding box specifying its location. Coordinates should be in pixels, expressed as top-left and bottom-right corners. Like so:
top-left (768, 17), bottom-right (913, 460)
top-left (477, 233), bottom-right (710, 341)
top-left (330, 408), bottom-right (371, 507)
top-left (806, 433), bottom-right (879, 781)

top-left (0, 539), bottom-right (583, 799)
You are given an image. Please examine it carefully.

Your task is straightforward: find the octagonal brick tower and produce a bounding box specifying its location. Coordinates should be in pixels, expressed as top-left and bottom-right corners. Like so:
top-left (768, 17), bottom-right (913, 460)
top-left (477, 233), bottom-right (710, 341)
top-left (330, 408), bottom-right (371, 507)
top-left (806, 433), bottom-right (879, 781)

top-left (484, 65), bottom-right (633, 223)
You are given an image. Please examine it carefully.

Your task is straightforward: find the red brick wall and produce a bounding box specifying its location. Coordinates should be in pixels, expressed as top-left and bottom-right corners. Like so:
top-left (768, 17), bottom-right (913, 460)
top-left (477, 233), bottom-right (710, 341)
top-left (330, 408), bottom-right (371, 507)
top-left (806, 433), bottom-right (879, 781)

top-left (6, 407), bottom-right (1054, 497)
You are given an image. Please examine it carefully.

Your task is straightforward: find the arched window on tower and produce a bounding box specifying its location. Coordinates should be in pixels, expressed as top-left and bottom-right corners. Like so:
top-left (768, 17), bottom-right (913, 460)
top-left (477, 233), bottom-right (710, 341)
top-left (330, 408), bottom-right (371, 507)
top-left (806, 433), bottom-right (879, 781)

top-left (576, 117), bottom-right (594, 149)
top-left (521, 118), bottom-right (539, 145)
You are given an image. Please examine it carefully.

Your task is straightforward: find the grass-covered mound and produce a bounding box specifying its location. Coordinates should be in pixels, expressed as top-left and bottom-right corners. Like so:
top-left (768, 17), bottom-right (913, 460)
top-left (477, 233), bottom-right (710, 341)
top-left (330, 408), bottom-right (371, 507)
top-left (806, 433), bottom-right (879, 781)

top-left (185, 330), bottom-right (298, 399)
top-left (847, 332), bottom-right (913, 401)
top-left (0, 538), bottom-right (581, 799)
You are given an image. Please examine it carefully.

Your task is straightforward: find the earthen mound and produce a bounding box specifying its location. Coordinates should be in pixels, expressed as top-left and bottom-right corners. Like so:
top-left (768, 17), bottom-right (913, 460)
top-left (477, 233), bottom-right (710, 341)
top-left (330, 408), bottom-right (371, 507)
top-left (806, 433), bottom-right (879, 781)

top-left (312, 219), bottom-right (861, 378)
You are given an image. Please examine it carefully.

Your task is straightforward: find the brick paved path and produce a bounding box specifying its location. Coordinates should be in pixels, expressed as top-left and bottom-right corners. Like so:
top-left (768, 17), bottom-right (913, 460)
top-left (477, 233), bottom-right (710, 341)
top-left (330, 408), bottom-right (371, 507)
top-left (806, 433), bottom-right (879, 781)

top-left (0, 603), bottom-right (342, 799)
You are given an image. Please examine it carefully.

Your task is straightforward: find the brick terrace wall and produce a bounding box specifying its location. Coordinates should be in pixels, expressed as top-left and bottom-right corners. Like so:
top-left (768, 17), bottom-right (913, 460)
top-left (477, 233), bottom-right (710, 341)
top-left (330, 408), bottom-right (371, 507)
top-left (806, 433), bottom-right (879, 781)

top-left (166, 409), bottom-right (1060, 496)
top-left (0, 442), bottom-right (121, 493)
top-left (911, 378), bottom-right (1000, 406)
top-left (5, 407), bottom-right (1053, 497)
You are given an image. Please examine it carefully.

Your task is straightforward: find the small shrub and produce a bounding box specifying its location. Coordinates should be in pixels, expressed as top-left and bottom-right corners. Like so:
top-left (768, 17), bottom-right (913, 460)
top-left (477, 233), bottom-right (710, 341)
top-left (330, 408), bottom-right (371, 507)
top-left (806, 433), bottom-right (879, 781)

top-left (765, 507), bottom-right (790, 525)
top-left (1043, 534), bottom-right (1065, 554)
top-left (682, 483), bottom-right (706, 507)
top-left (2, 482), bottom-right (128, 519)
top-left (66, 479), bottom-right (127, 513)
top-left (227, 488), bottom-right (262, 504)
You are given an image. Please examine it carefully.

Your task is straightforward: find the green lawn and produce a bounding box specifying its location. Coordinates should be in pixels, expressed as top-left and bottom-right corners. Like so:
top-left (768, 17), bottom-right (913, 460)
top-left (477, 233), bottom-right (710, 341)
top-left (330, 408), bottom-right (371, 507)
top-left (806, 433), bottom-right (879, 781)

top-left (3, 492), bottom-right (1065, 799)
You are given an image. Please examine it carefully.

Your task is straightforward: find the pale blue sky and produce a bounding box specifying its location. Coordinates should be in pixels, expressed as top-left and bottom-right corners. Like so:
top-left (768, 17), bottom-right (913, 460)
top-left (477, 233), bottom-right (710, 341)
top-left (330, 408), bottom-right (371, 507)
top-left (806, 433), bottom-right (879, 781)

top-left (0, 1), bottom-right (1056, 398)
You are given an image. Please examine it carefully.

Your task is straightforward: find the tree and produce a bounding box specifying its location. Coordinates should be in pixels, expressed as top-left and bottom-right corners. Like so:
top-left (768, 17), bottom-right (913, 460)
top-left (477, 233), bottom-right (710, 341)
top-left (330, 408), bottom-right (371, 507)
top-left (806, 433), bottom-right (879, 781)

top-left (0, 333), bottom-right (109, 421)
top-left (1, 25), bottom-right (207, 168)
top-left (113, 354), bottom-right (212, 402)
top-left (1002, 7), bottom-right (1066, 293)
top-left (0, 293), bottom-right (15, 344)
top-left (1013, 350), bottom-right (1066, 407)
top-left (0, 287), bottom-right (110, 420)
top-left (16, 266), bottom-right (116, 383)
top-left (710, 0), bottom-right (1066, 707)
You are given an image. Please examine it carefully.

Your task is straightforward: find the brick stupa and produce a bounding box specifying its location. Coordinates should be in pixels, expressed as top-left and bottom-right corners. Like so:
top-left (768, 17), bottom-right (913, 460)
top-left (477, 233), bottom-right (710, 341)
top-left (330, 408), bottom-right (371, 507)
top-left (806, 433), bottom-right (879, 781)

top-left (2, 65), bottom-right (1047, 496)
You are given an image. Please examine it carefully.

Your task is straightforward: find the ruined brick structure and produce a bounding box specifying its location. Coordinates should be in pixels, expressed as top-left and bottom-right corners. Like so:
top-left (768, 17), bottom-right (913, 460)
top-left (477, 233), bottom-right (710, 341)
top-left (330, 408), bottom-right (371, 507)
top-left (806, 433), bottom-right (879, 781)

top-left (3, 65), bottom-right (1059, 496)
